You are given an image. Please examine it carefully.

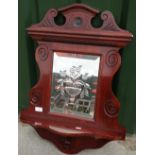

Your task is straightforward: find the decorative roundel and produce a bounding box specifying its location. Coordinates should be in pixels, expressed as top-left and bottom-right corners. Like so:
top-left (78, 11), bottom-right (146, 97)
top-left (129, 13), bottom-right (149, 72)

top-left (30, 91), bottom-right (41, 106)
top-left (104, 100), bottom-right (119, 118)
top-left (106, 50), bottom-right (119, 67)
top-left (37, 45), bottom-right (49, 61)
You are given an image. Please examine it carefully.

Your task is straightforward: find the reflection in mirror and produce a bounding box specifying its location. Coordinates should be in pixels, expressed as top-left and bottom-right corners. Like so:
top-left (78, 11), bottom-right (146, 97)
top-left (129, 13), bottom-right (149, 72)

top-left (50, 52), bottom-right (100, 119)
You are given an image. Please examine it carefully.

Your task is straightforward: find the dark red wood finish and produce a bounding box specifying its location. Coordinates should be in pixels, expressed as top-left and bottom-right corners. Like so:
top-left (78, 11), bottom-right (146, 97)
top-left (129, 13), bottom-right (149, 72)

top-left (20, 4), bottom-right (133, 154)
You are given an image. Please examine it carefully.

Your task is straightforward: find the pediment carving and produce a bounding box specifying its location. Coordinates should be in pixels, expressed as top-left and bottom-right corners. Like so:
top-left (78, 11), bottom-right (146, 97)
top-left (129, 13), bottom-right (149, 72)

top-left (30, 4), bottom-right (125, 32)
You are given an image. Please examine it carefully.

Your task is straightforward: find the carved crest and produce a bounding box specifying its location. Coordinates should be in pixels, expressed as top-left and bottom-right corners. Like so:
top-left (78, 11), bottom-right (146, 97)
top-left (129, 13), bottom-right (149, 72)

top-left (29, 4), bottom-right (124, 31)
top-left (27, 4), bottom-right (132, 47)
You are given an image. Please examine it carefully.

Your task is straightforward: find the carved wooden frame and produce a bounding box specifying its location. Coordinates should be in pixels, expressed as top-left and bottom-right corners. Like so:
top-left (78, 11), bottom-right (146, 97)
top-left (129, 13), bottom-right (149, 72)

top-left (20, 4), bottom-right (133, 154)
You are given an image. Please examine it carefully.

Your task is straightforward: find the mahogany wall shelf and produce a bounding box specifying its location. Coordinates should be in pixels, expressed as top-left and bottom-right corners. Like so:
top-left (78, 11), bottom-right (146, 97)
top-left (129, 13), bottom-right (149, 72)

top-left (20, 3), bottom-right (133, 154)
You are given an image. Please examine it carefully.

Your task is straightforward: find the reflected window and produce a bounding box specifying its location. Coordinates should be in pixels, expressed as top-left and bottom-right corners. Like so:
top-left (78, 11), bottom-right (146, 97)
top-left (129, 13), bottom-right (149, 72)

top-left (50, 52), bottom-right (100, 119)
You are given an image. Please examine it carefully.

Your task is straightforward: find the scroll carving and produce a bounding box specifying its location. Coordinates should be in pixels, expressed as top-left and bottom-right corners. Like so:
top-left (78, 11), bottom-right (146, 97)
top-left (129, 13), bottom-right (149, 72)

top-left (30, 91), bottom-right (41, 106)
top-left (106, 50), bottom-right (120, 67)
top-left (100, 11), bottom-right (122, 31)
top-left (104, 100), bottom-right (119, 118)
top-left (37, 44), bottom-right (49, 61)
top-left (41, 9), bottom-right (58, 27)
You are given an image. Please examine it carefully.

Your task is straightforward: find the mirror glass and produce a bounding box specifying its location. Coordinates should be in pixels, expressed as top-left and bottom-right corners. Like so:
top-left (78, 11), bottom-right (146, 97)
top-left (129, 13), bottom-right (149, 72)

top-left (50, 52), bottom-right (100, 119)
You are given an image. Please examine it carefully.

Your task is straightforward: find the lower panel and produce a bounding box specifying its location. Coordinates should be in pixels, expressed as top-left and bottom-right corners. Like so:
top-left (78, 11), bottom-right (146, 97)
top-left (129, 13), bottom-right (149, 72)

top-left (35, 127), bottom-right (110, 154)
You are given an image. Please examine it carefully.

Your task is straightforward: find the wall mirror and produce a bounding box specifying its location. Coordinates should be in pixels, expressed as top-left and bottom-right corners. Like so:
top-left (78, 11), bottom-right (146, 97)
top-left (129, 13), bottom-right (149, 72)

top-left (50, 52), bottom-right (100, 119)
top-left (20, 4), bottom-right (133, 154)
